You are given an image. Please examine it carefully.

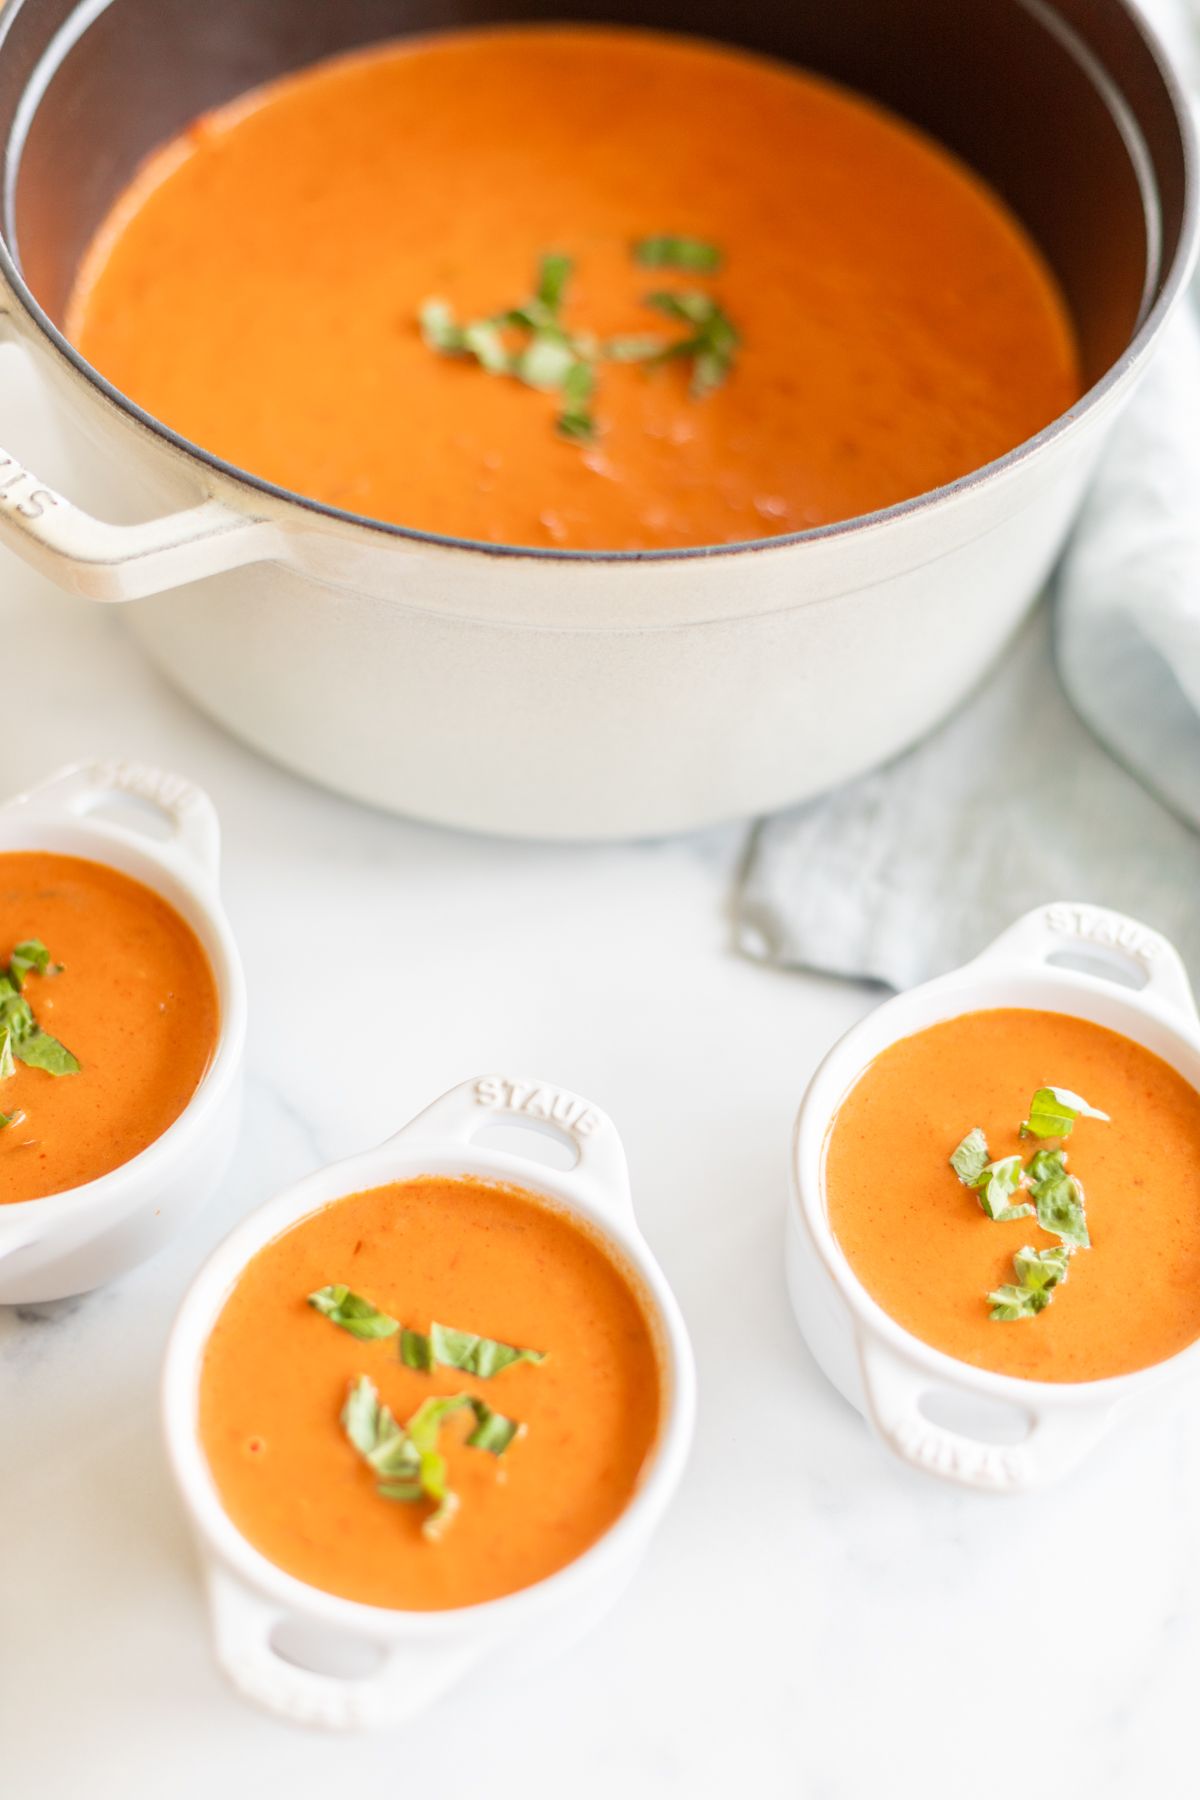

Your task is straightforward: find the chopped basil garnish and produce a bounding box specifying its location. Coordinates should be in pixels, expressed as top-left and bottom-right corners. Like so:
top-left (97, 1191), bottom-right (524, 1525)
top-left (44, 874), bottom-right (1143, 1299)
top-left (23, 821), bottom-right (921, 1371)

top-left (427, 1322), bottom-right (545, 1379)
top-left (975, 1156), bottom-right (1036, 1223)
top-left (952, 1088), bottom-right (1106, 1319)
top-left (989, 1244), bottom-right (1073, 1321)
top-left (1020, 1085), bottom-right (1109, 1140)
top-left (634, 235), bottom-right (722, 273)
top-left (313, 1288), bottom-right (545, 1376)
top-left (419, 243), bottom-right (739, 444)
top-left (307, 1284), bottom-right (400, 1341)
top-left (643, 290), bottom-right (740, 396)
top-left (0, 942), bottom-right (79, 1080)
top-left (341, 1376), bottom-right (523, 1541)
top-left (950, 1132), bottom-right (1034, 1220)
top-left (1031, 1166), bottom-right (1090, 1250)
top-left (399, 1325), bottom-right (435, 1372)
top-left (950, 1128), bottom-right (990, 1186)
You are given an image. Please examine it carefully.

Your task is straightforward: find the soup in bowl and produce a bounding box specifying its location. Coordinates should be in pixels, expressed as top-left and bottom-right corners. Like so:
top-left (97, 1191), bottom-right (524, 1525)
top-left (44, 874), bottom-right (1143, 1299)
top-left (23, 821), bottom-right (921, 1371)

top-left (788, 904), bottom-right (1200, 1492)
top-left (163, 1075), bottom-right (695, 1730)
top-left (0, 760), bottom-right (246, 1303)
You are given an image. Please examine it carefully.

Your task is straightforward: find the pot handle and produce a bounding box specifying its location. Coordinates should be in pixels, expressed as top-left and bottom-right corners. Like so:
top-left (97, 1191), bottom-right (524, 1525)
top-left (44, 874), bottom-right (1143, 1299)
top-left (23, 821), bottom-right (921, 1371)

top-left (4, 759), bottom-right (222, 883)
top-left (970, 902), bottom-right (1196, 1021)
top-left (391, 1074), bottom-right (635, 1228)
top-left (0, 446), bottom-right (280, 602)
top-left (858, 1336), bottom-right (1113, 1494)
top-left (206, 1565), bottom-right (484, 1731)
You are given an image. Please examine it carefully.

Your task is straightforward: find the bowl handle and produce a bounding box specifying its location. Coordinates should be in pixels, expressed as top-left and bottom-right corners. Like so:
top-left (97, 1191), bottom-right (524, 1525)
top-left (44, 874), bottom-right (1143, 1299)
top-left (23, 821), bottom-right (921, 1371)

top-left (970, 902), bottom-right (1196, 1021)
top-left (3, 759), bottom-right (222, 883)
top-left (389, 1075), bottom-right (635, 1228)
top-left (205, 1565), bottom-right (484, 1731)
top-left (858, 1336), bottom-right (1113, 1493)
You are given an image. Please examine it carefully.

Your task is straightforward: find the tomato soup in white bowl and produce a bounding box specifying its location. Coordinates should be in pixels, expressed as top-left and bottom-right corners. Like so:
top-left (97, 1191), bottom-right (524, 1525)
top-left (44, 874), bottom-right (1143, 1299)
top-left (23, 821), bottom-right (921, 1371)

top-left (163, 1075), bottom-right (695, 1730)
top-left (788, 904), bottom-right (1200, 1492)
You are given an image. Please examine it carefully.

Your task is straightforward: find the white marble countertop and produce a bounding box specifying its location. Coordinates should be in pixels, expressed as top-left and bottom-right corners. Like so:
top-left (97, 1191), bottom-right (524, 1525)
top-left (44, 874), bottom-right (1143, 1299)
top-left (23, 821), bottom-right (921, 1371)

top-left (1, 364), bottom-right (1198, 1800)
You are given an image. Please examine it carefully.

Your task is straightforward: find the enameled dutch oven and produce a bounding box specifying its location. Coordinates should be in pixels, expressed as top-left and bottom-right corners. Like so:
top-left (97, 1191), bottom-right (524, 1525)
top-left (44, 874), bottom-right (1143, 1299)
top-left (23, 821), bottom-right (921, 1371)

top-left (0, 0), bottom-right (1195, 839)
top-left (788, 903), bottom-right (1200, 1494)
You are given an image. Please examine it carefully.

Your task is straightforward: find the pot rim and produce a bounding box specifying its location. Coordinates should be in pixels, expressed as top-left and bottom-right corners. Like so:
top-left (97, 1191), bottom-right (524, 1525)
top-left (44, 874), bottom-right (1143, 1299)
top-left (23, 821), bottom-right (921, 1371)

top-left (790, 915), bottom-right (1200, 1408)
top-left (0, 0), bottom-right (1196, 565)
top-left (0, 761), bottom-right (246, 1231)
top-left (161, 1101), bottom-right (697, 1638)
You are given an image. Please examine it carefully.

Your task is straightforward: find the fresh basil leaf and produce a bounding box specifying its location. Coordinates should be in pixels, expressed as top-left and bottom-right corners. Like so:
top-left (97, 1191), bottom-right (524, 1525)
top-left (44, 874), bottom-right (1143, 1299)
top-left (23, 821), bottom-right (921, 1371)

top-left (988, 1242), bottom-right (1073, 1321)
top-left (465, 1401), bottom-right (522, 1455)
top-left (1027, 1148), bottom-right (1068, 1186)
top-left (376, 1479), bottom-right (425, 1504)
top-left (0, 1109), bottom-right (18, 1129)
top-left (461, 320), bottom-right (510, 375)
top-left (516, 335), bottom-right (578, 392)
top-left (643, 290), bottom-right (740, 397)
top-left (419, 298), bottom-right (464, 353)
top-left (308, 1284), bottom-right (400, 1340)
top-left (950, 1128), bottom-right (990, 1185)
top-left (429, 1322), bottom-right (545, 1379)
top-left (0, 1029), bottom-right (14, 1083)
top-left (367, 1418), bottom-right (422, 1481)
top-left (988, 1282), bottom-right (1051, 1321)
top-left (975, 1156), bottom-right (1036, 1223)
top-left (9, 940), bottom-right (52, 988)
top-left (604, 334), bottom-right (669, 362)
top-left (1032, 1171), bottom-right (1090, 1249)
top-left (634, 235), bottom-right (722, 273)
top-left (536, 253), bottom-right (573, 314)
top-left (1013, 1243), bottom-right (1072, 1292)
top-left (400, 1326), bottom-right (435, 1372)
top-left (341, 1373), bottom-right (387, 1456)
top-left (14, 1030), bottom-right (80, 1077)
top-left (1020, 1085), bottom-right (1109, 1139)
top-left (557, 359), bottom-right (597, 441)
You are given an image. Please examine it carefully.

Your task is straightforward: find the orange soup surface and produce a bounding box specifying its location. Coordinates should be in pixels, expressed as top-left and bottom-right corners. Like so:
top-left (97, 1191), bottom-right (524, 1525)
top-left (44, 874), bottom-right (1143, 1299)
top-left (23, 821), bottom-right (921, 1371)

top-left (65, 26), bottom-right (1081, 551)
top-left (0, 851), bottom-right (219, 1203)
top-left (826, 1009), bottom-right (1200, 1382)
top-left (199, 1176), bottom-right (664, 1609)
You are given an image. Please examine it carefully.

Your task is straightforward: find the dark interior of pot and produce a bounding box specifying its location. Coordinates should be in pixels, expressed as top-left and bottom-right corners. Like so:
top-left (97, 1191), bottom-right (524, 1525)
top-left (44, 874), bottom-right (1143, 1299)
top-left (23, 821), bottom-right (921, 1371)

top-left (0, 0), bottom-right (1190, 392)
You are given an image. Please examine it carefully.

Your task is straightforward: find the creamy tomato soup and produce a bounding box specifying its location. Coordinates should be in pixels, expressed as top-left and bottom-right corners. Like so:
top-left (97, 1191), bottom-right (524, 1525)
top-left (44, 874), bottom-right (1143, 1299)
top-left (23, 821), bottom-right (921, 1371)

top-left (825, 1009), bottom-right (1200, 1383)
top-left (65, 26), bottom-right (1081, 551)
top-left (199, 1176), bottom-right (663, 1610)
top-left (0, 852), bottom-right (218, 1203)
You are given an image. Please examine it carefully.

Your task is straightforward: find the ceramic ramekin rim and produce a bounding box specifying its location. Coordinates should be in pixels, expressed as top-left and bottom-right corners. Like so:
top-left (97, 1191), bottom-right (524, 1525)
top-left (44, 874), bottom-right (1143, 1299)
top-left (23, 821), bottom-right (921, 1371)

top-left (790, 927), bottom-right (1200, 1408)
top-left (0, 764), bottom-right (247, 1228)
top-left (161, 1100), bottom-right (697, 1639)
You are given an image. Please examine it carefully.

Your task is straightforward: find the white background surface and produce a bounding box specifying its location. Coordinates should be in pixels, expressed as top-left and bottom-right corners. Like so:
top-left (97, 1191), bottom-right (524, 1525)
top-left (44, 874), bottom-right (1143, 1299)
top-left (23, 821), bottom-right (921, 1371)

top-left (1, 353), bottom-right (1199, 1800)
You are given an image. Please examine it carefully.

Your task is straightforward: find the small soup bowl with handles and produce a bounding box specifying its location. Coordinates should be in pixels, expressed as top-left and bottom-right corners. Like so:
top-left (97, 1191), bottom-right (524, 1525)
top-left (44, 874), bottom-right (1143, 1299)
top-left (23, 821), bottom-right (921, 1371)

top-left (788, 902), bottom-right (1200, 1494)
top-left (162, 1073), bottom-right (696, 1732)
top-left (0, 758), bottom-right (246, 1303)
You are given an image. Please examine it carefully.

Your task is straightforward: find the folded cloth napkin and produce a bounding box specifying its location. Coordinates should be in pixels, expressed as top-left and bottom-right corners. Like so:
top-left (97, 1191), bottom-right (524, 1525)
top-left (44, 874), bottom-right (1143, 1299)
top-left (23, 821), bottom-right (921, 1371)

top-left (735, 0), bottom-right (1200, 989)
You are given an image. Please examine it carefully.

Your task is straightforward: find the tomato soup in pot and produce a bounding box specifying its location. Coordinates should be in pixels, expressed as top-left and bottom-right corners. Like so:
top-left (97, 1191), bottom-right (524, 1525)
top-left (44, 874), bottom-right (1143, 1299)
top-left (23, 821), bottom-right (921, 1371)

top-left (65, 25), bottom-right (1081, 552)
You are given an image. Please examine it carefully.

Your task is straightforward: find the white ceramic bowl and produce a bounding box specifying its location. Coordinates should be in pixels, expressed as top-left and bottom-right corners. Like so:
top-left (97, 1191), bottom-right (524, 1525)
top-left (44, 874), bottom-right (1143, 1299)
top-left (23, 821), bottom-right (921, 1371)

top-left (0, 759), bottom-right (246, 1303)
top-left (162, 1074), bottom-right (696, 1731)
top-left (788, 902), bottom-right (1200, 1494)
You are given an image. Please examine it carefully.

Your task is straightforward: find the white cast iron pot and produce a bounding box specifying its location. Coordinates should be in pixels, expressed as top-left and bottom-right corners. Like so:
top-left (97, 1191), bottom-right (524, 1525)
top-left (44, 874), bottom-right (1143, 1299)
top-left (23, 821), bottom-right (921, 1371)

top-left (0, 759), bottom-right (246, 1303)
top-left (788, 903), bottom-right (1200, 1493)
top-left (162, 1074), bottom-right (696, 1731)
top-left (0, 0), bottom-right (1194, 839)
